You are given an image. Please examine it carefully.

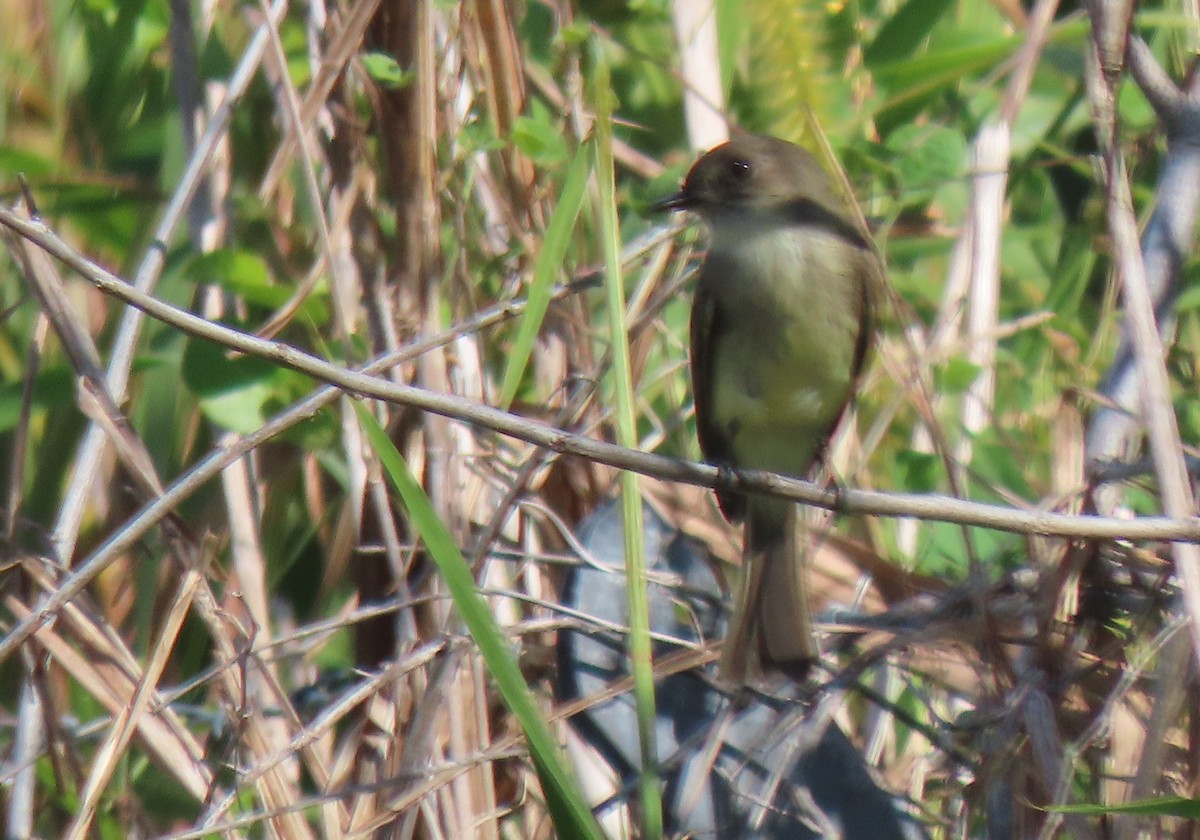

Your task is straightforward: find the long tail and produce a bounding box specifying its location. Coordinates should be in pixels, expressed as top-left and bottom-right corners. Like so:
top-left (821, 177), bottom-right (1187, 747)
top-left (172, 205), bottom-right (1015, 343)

top-left (719, 503), bottom-right (817, 685)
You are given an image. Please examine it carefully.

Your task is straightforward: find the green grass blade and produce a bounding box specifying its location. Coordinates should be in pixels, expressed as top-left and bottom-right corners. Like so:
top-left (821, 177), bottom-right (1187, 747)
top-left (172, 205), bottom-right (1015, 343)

top-left (353, 404), bottom-right (606, 840)
top-left (589, 42), bottom-right (664, 840)
top-left (497, 144), bottom-right (591, 410)
top-left (863, 0), bottom-right (955, 67)
top-left (1052, 796), bottom-right (1200, 819)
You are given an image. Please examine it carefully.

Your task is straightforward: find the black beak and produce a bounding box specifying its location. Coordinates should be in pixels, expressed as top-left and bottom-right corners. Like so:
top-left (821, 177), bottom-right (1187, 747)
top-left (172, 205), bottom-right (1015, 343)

top-left (650, 191), bottom-right (690, 213)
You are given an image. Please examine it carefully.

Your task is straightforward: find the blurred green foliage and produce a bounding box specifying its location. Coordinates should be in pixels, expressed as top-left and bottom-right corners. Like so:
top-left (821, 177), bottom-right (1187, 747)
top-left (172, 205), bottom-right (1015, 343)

top-left (1, 0), bottom-right (1196, 833)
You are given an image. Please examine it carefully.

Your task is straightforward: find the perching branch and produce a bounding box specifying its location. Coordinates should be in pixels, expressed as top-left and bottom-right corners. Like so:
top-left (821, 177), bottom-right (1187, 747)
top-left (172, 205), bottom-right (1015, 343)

top-left (1, 201), bottom-right (1198, 547)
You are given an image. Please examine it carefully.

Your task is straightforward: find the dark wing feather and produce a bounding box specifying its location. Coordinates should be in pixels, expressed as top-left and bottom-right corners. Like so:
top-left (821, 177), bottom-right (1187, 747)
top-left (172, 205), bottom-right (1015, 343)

top-left (850, 250), bottom-right (878, 389)
top-left (806, 244), bottom-right (880, 471)
top-left (781, 193), bottom-right (879, 393)
top-left (689, 252), bottom-right (746, 522)
top-left (781, 197), bottom-right (874, 252)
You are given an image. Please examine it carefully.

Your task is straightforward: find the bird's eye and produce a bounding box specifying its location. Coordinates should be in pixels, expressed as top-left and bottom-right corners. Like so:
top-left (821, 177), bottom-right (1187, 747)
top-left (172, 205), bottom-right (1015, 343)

top-left (729, 159), bottom-right (751, 178)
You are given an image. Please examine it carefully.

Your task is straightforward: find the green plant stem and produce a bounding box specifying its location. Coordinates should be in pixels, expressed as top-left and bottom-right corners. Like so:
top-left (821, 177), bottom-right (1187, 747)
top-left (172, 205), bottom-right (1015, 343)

top-left (354, 405), bottom-right (605, 840)
top-left (590, 41), bottom-right (664, 840)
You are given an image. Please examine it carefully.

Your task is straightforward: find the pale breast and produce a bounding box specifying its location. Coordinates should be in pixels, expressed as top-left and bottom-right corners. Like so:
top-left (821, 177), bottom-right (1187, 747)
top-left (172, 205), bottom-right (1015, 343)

top-left (703, 223), bottom-right (864, 476)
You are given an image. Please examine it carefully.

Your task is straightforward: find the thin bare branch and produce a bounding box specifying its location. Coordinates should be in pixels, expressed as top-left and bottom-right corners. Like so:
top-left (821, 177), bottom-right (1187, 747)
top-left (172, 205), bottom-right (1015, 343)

top-left (52, 0), bottom-right (292, 561)
top-left (2, 204), bottom-right (1200, 558)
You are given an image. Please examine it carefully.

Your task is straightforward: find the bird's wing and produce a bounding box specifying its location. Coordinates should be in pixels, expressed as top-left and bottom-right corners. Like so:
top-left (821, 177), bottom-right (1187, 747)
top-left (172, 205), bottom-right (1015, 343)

top-left (850, 248), bottom-right (880, 395)
top-left (690, 251), bottom-right (746, 523)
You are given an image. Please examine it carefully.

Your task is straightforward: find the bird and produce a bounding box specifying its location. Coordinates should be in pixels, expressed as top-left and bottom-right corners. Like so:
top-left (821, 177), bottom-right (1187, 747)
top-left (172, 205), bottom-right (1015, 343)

top-left (654, 133), bottom-right (880, 684)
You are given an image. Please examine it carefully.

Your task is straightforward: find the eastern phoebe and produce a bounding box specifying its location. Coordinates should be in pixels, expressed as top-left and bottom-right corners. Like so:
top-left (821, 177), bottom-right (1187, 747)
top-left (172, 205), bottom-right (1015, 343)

top-left (655, 134), bottom-right (879, 684)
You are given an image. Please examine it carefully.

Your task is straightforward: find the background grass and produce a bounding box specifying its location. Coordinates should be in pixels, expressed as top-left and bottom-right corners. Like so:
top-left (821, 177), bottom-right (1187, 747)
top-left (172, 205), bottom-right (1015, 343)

top-left (2, 0), bottom-right (1200, 837)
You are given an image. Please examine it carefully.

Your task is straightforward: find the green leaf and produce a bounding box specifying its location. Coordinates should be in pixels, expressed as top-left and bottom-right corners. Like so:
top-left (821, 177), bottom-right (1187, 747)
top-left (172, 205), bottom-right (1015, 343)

top-left (864, 0), bottom-right (955, 67)
top-left (875, 38), bottom-right (1017, 92)
top-left (0, 358), bottom-right (163, 434)
top-left (897, 450), bottom-right (940, 493)
top-left (873, 35), bottom-right (1024, 128)
top-left (887, 124), bottom-right (967, 199)
top-left (0, 367), bottom-right (74, 433)
top-left (186, 250), bottom-right (329, 324)
top-left (187, 248), bottom-right (269, 284)
top-left (360, 51), bottom-right (414, 89)
top-left (560, 21), bottom-right (590, 45)
top-left (874, 17), bottom-right (1087, 125)
top-left (971, 439), bottom-right (1034, 499)
top-left (498, 142), bottom-right (590, 408)
top-left (281, 18), bottom-right (313, 87)
top-left (511, 115), bottom-right (570, 165)
top-left (937, 357), bottom-right (982, 394)
top-left (354, 405), bottom-right (605, 840)
top-left (43, 183), bottom-right (150, 254)
top-left (1052, 796), bottom-right (1200, 818)
top-left (182, 333), bottom-right (288, 433)
top-left (0, 145), bottom-right (57, 178)
top-left (1179, 284), bottom-right (1200, 313)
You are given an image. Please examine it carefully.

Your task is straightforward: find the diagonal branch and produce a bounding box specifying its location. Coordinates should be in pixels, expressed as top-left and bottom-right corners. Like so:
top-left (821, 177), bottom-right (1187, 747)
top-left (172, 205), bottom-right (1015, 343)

top-left (1086, 36), bottom-right (1200, 474)
top-left (1082, 19), bottom-right (1200, 668)
top-left (2, 203), bottom-right (1200, 547)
